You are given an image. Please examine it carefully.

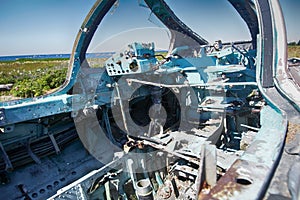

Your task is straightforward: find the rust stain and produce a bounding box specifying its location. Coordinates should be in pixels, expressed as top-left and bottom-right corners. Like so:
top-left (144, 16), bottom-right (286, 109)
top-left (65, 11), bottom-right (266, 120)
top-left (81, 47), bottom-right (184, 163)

top-left (200, 160), bottom-right (243, 200)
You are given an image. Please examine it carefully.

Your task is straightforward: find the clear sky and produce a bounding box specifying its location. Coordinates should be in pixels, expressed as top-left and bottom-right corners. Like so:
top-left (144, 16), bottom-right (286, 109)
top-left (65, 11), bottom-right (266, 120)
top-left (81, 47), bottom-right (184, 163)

top-left (0, 0), bottom-right (299, 56)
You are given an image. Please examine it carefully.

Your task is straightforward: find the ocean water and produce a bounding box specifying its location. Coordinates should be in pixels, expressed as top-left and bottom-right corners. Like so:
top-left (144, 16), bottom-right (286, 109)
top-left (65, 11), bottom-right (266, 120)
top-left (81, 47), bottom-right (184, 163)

top-left (0, 52), bottom-right (115, 61)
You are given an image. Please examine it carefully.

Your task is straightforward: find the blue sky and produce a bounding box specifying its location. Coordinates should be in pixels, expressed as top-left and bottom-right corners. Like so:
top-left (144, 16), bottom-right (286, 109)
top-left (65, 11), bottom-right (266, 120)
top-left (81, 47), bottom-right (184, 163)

top-left (0, 0), bottom-right (299, 56)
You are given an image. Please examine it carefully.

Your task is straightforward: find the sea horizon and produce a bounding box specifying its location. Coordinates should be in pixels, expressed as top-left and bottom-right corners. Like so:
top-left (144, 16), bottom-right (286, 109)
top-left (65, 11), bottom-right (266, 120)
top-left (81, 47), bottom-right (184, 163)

top-left (0, 52), bottom-right (115, 62)
top-left (0, 50), bottom-right (168, 62)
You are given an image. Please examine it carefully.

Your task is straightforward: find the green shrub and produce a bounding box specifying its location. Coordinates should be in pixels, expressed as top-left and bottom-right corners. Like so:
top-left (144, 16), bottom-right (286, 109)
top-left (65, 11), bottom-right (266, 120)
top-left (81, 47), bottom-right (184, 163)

top-left (10, 68), bottom-right (67, 98)
top-left (0, 59), bottom-right (68, 98)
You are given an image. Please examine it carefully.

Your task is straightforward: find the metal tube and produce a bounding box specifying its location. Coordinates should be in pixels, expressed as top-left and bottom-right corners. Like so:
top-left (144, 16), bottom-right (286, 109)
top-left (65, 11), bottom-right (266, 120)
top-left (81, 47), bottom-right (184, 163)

top-left (104, 181), bottom-right (111, 200)
top-left (136, 179), bottom-right (154, 200)
top-left (115, 83), bottom-right (130, 136)
top-left (127, 78), bottom-right (257, 88)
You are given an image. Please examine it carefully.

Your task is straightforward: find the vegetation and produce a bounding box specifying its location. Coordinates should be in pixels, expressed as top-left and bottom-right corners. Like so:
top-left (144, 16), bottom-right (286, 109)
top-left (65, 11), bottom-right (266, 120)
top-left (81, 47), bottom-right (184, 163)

top-left (288, 40), bottom-right (300, 46)
top-left (288, 45), bottom-right (300, 58)
top-left (1, 57), bottom-right (69, 64)
top-left (0, 59), bottom-right (68, 98)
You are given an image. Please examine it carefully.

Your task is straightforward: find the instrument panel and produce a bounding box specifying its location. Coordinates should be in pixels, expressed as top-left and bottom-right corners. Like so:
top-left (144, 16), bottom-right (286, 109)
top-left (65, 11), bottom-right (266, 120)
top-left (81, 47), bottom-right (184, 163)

top-left (105, 42), bottom-right (157, 76)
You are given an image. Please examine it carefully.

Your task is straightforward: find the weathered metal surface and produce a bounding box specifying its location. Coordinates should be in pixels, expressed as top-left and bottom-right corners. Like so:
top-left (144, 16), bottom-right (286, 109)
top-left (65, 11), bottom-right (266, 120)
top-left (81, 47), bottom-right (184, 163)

top-left (270, 0), bottom-right (300, 112)
top-left (1, 0), bottom-right (299, 199)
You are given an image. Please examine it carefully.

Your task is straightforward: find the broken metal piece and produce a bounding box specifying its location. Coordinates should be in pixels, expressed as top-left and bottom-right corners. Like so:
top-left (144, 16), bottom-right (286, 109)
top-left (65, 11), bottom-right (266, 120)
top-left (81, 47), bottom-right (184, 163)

top-left (195, 144), bottom-right (217, 197)
top-left (48, 134), bottom-right (61, 154)
top-left (26, 140), bottom-right (41, 164)
top-left (0, 142), bottom-right (13, 171)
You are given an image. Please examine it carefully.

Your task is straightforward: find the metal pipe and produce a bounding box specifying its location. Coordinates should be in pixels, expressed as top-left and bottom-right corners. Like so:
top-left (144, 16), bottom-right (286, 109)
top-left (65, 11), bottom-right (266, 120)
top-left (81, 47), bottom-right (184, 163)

top-left (136, 179), bottom-right (154, 200)
top-left (127, 78), bottom-right (257, 88)
top-left (115, 82), bottom-right (130, 137)
top-left (240, 124), bottom-right (260, 131)
top-left (155, 172), bottom-right (163, 187)
top-left (127, 158), bottom-right (139, 198)
top-left (0, 142), bottom-right (13, 171)
top-left (104, 181), bottom-right (111, 200)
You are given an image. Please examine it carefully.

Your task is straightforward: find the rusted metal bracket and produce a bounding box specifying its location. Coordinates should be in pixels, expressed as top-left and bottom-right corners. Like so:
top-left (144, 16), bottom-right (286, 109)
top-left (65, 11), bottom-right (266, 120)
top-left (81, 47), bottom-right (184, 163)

top-left (195, 144), bottom-right (217, 197)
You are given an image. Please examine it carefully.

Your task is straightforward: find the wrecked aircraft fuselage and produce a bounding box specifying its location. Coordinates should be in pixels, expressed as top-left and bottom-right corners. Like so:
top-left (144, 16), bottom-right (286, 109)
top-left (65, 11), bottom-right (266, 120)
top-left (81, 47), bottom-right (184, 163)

top-left (0, 0), bottom-right (300, 200)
